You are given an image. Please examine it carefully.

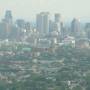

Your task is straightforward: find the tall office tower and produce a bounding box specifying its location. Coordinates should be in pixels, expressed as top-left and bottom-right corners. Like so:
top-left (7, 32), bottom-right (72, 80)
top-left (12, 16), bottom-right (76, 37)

top-left (55, 13), bottom-right (61, 23)
top-left (60, 21), bottom-right (66, 39)
top-left (25, 22), bottom-right (31, 31)
top-left (5, 10), bottom-right (13, 24)
top-left (15, 19), bottom-right (25, 39)
top-left (53, 13), bottom-right (61, 34)
top-left (36, 12), bottom-right (50, 35)
top-left (85, 23), bottom-right (90, 39)
top-left (49, 20), bottom-right (54, 33)
top-left (71, 18), bottom-right (81, 37)
top-left (3, 10), bottom-right (13, 38)
top-left (24, 22), bottom-right (31, 36)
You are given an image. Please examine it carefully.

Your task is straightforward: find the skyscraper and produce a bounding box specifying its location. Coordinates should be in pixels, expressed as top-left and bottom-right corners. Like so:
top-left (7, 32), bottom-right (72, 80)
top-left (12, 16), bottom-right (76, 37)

top-left (55, 13), bottom-right (61, 23)
top-left (85, 23), bottom-right (90, 39)
top-left (53, 13), bottom-right (61, 34)
top-left (5, 10), bottom-right (13, 24)
top-left (71, 18), bottom-right (81, 37)
top-left (36, 12), bottom-right (50, 35)
top-left (3, 10), bottom-right (13, 38)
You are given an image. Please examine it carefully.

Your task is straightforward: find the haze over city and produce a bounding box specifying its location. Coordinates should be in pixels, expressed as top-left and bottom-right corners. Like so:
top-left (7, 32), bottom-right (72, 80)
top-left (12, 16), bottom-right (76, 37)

top-left (0, 0), bottom-right (90, 20)
top-left (0, 0), bottom-right (90, 90)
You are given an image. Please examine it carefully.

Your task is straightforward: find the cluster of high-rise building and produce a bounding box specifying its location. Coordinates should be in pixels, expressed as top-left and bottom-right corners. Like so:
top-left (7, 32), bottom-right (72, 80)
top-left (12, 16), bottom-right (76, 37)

top-left (36, 12), bottom-right (62, 36)
top-left (0, 10), bottom-right (90, 48)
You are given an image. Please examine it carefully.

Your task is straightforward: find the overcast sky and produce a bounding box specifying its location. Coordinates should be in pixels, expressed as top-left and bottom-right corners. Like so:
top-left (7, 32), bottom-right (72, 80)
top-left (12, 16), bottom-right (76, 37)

top-left (0, 0), bottom-right (90, 20)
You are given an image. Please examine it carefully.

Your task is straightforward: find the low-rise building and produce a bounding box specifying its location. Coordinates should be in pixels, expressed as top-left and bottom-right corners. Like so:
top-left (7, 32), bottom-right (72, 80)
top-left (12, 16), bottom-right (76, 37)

top-left (75, 38), bottom-right (90, 48)
top-left (62, 36), bottom-right (75, 47)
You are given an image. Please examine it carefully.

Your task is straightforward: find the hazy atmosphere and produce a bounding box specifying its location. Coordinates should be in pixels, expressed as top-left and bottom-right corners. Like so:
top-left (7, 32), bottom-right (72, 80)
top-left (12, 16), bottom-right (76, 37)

top-left (0, 0), bottom-right (90, 90)
top-left (0, 0), bottom-right (90, 20)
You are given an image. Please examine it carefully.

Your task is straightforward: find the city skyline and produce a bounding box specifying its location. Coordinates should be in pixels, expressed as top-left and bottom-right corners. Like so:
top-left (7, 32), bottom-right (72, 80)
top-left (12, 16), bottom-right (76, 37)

top-left (0, 0), bottom-right (90, 21)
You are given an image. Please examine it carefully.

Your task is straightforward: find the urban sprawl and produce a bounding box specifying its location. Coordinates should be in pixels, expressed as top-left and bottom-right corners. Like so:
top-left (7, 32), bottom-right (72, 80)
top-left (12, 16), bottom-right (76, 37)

top-left (0, 10), bottom-right (90, 90)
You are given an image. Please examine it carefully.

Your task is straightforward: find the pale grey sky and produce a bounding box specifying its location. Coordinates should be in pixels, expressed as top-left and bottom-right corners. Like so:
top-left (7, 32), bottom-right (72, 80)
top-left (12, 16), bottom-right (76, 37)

top-left (0, 0), bottom-right (90, 20)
